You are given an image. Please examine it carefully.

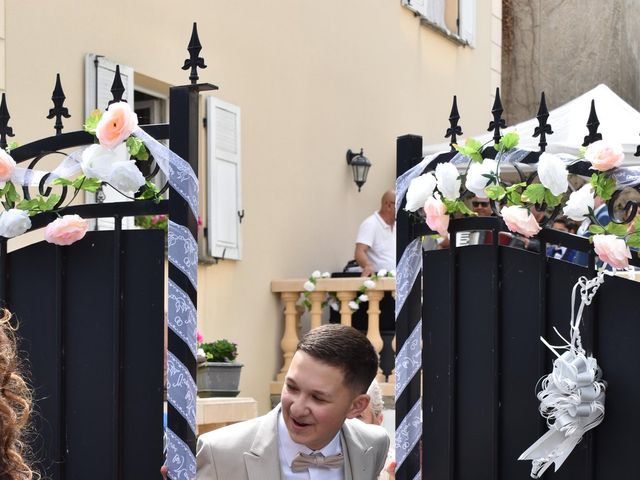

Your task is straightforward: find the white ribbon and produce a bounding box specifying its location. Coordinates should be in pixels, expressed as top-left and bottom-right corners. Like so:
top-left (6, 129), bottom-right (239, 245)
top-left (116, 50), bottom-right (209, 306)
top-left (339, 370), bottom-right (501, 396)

top-left (519, 270), bottom-right (607, 478)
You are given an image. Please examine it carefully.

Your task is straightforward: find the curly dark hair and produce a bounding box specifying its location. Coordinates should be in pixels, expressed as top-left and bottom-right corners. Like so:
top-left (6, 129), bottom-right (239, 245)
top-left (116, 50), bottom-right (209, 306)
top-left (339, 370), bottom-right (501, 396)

top-left (0, 309), bottom-right (34, 479)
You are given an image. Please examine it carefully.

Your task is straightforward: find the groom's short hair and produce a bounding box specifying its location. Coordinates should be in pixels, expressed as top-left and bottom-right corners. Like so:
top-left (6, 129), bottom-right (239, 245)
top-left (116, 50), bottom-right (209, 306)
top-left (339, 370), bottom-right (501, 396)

top-left (297, 324), bottom-right (378, 394)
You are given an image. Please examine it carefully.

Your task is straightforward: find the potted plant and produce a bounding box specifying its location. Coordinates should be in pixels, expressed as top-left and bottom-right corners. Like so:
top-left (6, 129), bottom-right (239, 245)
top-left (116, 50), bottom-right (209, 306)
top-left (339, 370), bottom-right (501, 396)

top-left (196, 334), bottom-right (243, 398)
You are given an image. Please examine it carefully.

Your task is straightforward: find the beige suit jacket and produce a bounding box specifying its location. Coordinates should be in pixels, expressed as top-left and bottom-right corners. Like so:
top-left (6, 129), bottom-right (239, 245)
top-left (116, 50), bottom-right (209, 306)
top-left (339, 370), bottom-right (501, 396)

top-left (196, 406), bottom-right (389, 480)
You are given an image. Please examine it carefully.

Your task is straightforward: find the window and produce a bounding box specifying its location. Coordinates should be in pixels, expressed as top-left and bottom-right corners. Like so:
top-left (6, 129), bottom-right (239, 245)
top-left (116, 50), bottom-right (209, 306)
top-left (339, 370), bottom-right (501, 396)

top-left (206, 97), bottom-right (242, 261)
top-left (402, 0), bottom-right (476, 47)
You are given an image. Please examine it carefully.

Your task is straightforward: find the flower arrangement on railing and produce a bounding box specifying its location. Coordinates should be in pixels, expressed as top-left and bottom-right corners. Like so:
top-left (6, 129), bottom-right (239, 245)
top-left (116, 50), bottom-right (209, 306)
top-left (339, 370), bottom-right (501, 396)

top-left (405, 131), bottom-right (637, 269)
top-left (0, 102), bottom-right (163, 245)
top-left (298, 269), bottom-right (396, 313)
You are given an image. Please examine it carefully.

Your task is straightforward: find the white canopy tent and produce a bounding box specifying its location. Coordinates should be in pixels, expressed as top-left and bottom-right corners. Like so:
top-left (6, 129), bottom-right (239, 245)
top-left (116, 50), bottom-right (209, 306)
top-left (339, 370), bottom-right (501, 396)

top-left (424, 84), bottom-right (640, 161)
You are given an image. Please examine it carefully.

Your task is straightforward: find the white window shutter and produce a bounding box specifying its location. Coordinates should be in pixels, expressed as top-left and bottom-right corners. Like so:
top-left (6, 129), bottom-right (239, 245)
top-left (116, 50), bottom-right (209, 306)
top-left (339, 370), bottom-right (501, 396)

top-left (206, 97), bottom-right (242, 261)
top-left (425, 0), bottom-right (446, 28)
top-left (84, 54), bottom-right (136, 230)
top-left (459, 0), bottom-right (476, 47)
top-left (402, 0), bottom-right (428, 17)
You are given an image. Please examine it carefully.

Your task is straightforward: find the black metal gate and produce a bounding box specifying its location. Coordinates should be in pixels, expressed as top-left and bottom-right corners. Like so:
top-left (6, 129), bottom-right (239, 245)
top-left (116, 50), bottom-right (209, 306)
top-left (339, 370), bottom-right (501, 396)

top-left (0, 26), bottom-right (210, 479)
top-left (422, 218), bottom-right (640, 479)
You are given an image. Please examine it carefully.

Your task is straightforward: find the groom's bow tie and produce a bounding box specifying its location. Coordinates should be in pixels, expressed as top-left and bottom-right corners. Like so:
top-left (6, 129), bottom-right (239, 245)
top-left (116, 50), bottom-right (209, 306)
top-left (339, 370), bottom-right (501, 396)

top-left (291, 452), bottom-right (344, 472)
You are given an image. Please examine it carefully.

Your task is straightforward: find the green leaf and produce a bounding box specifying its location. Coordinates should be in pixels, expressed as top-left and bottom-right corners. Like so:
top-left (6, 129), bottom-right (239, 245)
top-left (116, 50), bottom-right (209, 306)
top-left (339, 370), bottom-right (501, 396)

top-left (454, 138), bottom-right (483, 163)
top-left (633, 215), bottom-right (640, 233)
top-left (51, 177), bottom-right (73, 187)
top-left (543, 189), bottom-right (563, 208)
top-left (40, 193), bottom-right (61, 212)
top-left (5, 142), bottom-right (19, 153)
top-left (605, 222), bottom-right (628, 237)
top-left (126, 137), bottom-right (150, 161)
top-left (590, 172), bottom-right (616, 201)
top-left (16, 198), bottom-right (41, 212)
top-left (626, 233), bottom-right (640, 249)
top-left (135, 180), bottom-right (161, 200)
top-left (506, 189), bottom-right (522, 206)
top-left (588, 225), bottom-right (606, 235)
top-left (72, 176), bottom-right (103, 193)
top-left (3, 182), bottom-right (19, 206)
top-left (521, 183), bottom-right (545, 204)
top-left (485, 184), bottom-right (506, 201)
top-left (497, 131), bottom-right (520, 152)
top-left (84, 109), bottom-right (102, 135)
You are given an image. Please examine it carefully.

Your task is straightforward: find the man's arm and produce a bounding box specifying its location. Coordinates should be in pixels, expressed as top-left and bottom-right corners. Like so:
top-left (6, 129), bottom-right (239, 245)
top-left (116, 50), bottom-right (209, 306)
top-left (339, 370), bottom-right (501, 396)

top-left (355, 243), bottom-right (375, 277)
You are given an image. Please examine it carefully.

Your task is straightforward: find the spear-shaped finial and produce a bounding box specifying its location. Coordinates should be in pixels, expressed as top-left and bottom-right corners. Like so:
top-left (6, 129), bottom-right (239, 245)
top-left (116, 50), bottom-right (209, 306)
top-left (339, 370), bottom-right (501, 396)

top-left (46, 74), bottom-right (71, 135)
top-left (182, 22), bottom-right (207, 85)
top-left (108, 65), bottom-right (126, 107)
top-left (0, 94), bottom-right (15, 150)
top-left (533, 92), bottom-right (553, 152)
top-left (445, 95), bottom-right (463, 150)
top-left (582, 99), bottom-right (602, 146)
top-left (487, 87), bottom-right (506, 145)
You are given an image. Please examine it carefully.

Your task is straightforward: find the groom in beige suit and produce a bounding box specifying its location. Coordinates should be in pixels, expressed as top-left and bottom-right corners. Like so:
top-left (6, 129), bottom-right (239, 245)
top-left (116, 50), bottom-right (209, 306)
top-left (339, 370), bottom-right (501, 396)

top-left (196, 324), bottom-right (389, 479)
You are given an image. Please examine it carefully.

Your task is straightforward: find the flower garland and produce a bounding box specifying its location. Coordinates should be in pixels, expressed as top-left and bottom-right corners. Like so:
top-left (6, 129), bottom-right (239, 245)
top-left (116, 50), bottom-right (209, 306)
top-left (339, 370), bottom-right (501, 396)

top-left (299, 269), bottom-right (396, 312)
top-left (405, 132), bottom-right (636, 270)
top-left (0, 102), bottom-right (162, 245)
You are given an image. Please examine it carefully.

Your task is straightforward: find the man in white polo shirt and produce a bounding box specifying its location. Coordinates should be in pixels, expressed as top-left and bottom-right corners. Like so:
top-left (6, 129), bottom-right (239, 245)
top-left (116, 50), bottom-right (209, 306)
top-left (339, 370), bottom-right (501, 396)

top-left (354, 189), bottom-right (395, 277)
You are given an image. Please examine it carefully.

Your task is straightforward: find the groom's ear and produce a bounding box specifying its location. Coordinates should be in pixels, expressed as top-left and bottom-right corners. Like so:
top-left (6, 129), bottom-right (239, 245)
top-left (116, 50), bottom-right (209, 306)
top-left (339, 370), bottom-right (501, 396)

top-left (345, 394), bottom-right (370, 419)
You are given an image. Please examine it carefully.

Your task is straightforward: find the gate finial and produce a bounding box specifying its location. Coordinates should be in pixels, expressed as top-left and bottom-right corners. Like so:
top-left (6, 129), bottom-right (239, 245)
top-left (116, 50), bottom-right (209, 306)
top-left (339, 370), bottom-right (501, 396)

top-left (582, 99), bottom-right (602, 146)
top-left (635, 132), bottom-right (640, 157)
top-left (445, 95), bottom-right (463, 150)
top-left (0, 94), bottom-right (15, 150)
top-left (487, 87), bottom-right (506, 145)
top-left (182, 22), bottom-right (207, 85)
top-left (108, 65), bottom-right (126, 107)
top-left (47, 74), bottom-right (71, 136)
top-left (533, 92), bottom-right (553, 152)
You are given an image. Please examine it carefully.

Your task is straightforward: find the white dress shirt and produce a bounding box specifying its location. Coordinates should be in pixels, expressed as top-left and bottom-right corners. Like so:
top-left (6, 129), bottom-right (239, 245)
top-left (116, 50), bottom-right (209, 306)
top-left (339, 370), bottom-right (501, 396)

top-left (277, 412), bottom-right (345, 480)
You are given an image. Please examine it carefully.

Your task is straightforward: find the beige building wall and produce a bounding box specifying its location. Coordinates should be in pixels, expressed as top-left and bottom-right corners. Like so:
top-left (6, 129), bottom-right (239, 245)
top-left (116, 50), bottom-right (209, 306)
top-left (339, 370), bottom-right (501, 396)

top-left (4, 0), bottom-right (499, 413)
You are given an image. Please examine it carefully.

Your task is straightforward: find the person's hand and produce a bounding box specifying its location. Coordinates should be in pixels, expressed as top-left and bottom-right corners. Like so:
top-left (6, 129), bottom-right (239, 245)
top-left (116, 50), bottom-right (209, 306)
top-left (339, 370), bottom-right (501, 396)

top-left (160, 465), bottom-right (168, 479)
top-left (361, 265), bottom-right (375, 277)
top-left (386, 460), bottom-right (396, 479)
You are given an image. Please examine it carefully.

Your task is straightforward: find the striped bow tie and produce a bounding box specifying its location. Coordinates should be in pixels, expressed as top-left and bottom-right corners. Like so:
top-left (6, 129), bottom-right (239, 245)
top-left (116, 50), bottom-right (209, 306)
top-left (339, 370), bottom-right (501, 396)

top-left (291, 452), bottom-right (344, 472)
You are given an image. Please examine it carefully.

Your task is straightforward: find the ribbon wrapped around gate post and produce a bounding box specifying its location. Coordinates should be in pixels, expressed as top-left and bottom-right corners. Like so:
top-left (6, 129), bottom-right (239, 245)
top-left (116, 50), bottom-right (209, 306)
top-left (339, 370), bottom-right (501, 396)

top-left (519, 271), bottom-right (608, 478)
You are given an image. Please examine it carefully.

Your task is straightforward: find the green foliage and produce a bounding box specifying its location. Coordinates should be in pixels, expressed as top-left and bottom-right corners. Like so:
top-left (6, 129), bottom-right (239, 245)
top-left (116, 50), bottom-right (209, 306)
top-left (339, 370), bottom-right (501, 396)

top-left (53, 175), bottom-right (103, 193)
top-left (454, 138), bottom-right (483, 163)
top-left (588, 225), bottom-right (606, 235)
top-left (443, 198), bottom-right (475, 216)
top-left (126, 136), bottom-right (149, 161)
top-left (135, 214), bottom-right (168, 232)
top-left (0, 182), bottom-right (19, 207)
top-left (16, 193), bottom-right (60, 214)
top-left (200, 339), bottom-right (238, 363)
top-left (84, 109), bottom-right (102, 134)
top-left (135, 181), bottom-right (161, 201)
top-left (496, 131), bottom-right (520, 152)
top-left (605, 222), bottom-right (628, 237)
top-left (485, 184), bottom-right (506, 201)
top-left (521, 183), bottom-right (545, 204)
top-left (5, 142), bottom-right (19, 153)
top-left (590, 173), bottom-right (616, 201)
top-left (626, 233), bottom-right (640, 249)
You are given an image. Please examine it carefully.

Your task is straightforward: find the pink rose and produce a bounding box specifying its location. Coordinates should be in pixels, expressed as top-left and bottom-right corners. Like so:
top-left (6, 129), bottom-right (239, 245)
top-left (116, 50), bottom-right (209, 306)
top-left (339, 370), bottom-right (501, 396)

top-left (585, 140), bottom-right (624, 171)
top-left (95, 102), bottom-right (139, 149)
top-left (196, 330), bottom-right (204, 344)
top-left (0, 149), bottom-right (16, 182)
top-left (44, 215), bottom-right (89, 246)
top-left (593, 234), bottom-right (631, 269)
top-left (501, 205), bottom-right (541, 238)
top-left (424, 195), bottom-right (450, 238)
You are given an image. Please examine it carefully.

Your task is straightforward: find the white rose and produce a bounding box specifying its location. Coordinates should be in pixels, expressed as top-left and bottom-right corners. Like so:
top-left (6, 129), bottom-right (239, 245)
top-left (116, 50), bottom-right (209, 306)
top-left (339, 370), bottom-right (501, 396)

top-left (0, 209), bottom-right (31, 238)
top-left (348, 301), bottom-right (359, 310)
top-left (81, 143), bottom-right (129, 181)
top-left (363, 279), bottom-right (376, 289)
top-left (465, 159), bottom-right (498, 198)
top-left (303, 280), bottom-right (315, 292)
top-left (311, 270), bottom-right (321, 279)
top-left (563, 184), bottom-right (595, 222)
top-left (537, 152), bottom-right (568, 196)
top-left (329, 299), bottom-right (339, 311)
top-left (389, 270), bottom-right (396, 277)
top-left (377, 269), bottom-right (388, 277)
top-left (405, 173), bottom-right (436, 212)
top-left (435, 162), bottom-right (461, 200)
top-left (321, 271), bottom-right (330, 278)
top-left (108, 161), bottom-right (145, 194)
top-left (358, 294), bottom-right (369, 302)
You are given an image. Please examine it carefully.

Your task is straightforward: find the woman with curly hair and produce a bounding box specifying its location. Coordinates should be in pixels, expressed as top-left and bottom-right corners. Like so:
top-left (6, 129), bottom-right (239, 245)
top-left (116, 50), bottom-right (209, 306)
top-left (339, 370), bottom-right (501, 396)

top-left (0, 309), bottom-right (34, 479)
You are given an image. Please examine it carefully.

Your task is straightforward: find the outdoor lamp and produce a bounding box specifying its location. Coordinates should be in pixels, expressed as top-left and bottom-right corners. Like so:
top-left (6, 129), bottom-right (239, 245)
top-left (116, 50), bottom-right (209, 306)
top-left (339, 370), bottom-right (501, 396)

top-left (346, 148), bottom-right (371, 192)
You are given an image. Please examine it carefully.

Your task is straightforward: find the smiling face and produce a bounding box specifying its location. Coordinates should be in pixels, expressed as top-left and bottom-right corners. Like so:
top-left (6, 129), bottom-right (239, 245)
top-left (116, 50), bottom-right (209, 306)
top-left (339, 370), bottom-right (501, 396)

top-left (281, 351), bottom-right (369, 450)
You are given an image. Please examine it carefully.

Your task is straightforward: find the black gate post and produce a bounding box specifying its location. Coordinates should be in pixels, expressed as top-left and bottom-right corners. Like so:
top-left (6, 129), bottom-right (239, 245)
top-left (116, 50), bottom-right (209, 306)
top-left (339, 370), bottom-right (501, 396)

top-left (396, 134), bottom-right (423, 480)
